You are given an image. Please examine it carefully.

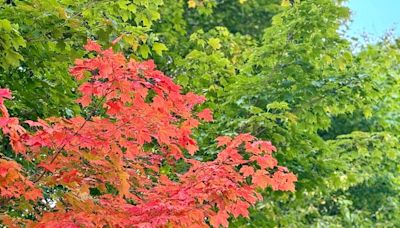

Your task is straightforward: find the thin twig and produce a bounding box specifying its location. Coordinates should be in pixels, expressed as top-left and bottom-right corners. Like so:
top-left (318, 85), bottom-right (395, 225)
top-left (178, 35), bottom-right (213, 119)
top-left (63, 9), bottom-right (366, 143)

top-left (34, 89), bottom-right (112, 183)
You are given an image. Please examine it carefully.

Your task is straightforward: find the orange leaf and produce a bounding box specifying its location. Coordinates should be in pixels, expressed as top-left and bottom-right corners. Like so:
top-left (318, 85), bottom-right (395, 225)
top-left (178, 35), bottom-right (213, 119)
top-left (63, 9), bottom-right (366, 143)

top-left (216, 136), bottom-right (232, 147)
top-left (255, 155), bottom-right (277, 169)
top-left (239, 166), bottom-right (254, 177)
top-left (0, 88), bottom-right (11, 99)
top-left (197, 108), bottom-right (213, 121)
top-left (209, 210), bottom-right (229, 228)
top-left (24, 188), bottom-right (43, 201)
top-left (84, 39), bottom-right (102, 52)
top-left (38, 163), bottom-right (57, 173)
top-left (252, 170), bottom-right (271, 189)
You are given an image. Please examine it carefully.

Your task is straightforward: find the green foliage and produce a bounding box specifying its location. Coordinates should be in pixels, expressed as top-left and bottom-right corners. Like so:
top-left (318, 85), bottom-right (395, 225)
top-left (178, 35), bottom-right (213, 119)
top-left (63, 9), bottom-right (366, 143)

top-left (0, 19), bottom-right (26, 70)
top-left (168, 0), bottom-right (400, 226)
top-left (185, 0), bottom-right (280, 38)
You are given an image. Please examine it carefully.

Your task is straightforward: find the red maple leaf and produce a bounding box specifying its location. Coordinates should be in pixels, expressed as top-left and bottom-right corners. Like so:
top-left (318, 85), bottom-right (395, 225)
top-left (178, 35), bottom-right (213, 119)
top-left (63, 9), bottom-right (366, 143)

top-left (0, 88), bottom-right (11, 99)
top-left (216, 136), bottom-right (232, 147)
top-left (239, 165), bottom-right (255, 177)
top-left (197, 108), bottom-right (213, 121)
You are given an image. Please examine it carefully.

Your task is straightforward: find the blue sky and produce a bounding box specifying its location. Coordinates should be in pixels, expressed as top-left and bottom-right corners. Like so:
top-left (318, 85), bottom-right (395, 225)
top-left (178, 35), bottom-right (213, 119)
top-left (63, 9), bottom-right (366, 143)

top-left (346, 0), bottom-right (400, 41)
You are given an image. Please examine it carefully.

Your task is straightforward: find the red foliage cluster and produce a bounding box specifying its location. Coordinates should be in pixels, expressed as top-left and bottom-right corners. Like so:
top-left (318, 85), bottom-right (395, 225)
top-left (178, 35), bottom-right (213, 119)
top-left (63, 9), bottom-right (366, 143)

top-left (0, 41), bottom-right (296, 227)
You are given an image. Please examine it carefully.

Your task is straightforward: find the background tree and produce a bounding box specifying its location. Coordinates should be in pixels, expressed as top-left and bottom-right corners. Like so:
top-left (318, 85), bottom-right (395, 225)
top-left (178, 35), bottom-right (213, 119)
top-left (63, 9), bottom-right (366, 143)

top-left (171, 0), bottom-right (400, 226)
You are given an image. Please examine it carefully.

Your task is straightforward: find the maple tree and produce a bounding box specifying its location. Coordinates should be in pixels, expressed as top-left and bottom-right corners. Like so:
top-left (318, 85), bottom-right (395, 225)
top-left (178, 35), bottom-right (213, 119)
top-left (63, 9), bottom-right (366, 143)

top-left (0, 41), bottom-right (296, 227)
top-left (2, 0), bottom-right (400, 226)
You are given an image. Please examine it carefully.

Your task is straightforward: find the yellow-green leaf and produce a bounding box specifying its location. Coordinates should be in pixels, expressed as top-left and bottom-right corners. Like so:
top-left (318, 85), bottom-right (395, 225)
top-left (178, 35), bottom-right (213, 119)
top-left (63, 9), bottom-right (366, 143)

top-left (208, 38), bottom-right (221, 50)
top-left (152, 42), bottom-right (168, 56)
top-left (139, 44), bottom-right (150, 59)
top-left (188, 0), bottom-right (196, 8)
